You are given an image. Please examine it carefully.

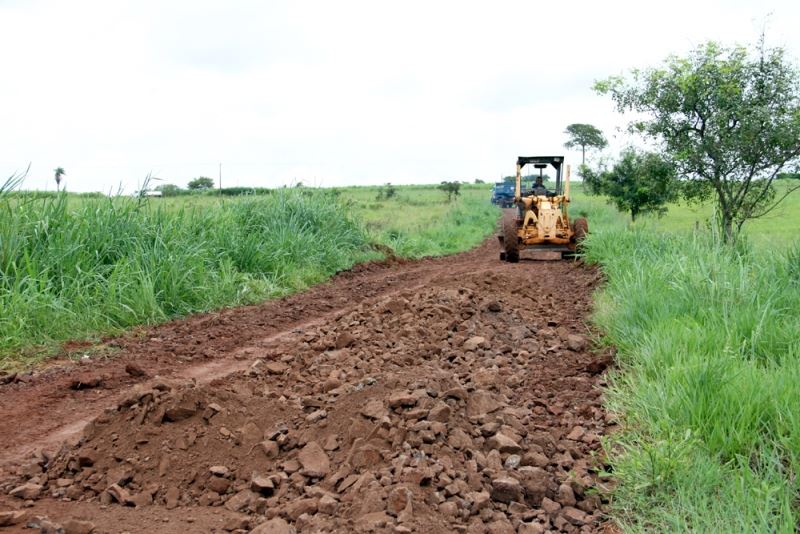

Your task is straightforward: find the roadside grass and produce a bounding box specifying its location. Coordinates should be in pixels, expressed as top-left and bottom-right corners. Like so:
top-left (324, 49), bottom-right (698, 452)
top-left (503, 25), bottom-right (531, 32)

top-left (0, 189), bottom-right (370, 368)
top-left (0, 183), bottom-right (498, 368)
top-left (338, 183), bottom-right (499, 258)
top-left (582, 210), bottom-right (800, 530)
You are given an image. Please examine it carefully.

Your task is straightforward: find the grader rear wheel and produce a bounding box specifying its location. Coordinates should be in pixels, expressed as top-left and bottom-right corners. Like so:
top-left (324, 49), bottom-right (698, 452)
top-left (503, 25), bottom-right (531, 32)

top-left (573, 217), bottom-right (589, 251)
top-left (502, 211), bottom-right (520, 263)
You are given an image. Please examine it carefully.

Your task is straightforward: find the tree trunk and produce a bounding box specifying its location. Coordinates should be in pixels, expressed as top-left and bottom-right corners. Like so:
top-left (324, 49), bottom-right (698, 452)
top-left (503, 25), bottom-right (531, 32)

top-left (721, 212), bottom-right (734, 244)
top-left (581, 146), bottom-right (586, 165)
top-left (715, 187), bottom-right (736, 244)
top-left (630, 208), bottom-right (638, 222)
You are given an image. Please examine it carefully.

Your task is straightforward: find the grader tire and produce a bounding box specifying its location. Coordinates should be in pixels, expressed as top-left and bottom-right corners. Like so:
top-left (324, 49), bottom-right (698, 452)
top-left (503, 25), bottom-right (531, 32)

top-left (573, 218), bottom-right (589, 251)
top-left (502, 211), bottom-right (520, 263)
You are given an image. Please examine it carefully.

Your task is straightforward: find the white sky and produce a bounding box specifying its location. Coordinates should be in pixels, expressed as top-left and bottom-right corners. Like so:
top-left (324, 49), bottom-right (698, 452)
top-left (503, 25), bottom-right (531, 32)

top-left (1, 0), bottom-right (798, 192)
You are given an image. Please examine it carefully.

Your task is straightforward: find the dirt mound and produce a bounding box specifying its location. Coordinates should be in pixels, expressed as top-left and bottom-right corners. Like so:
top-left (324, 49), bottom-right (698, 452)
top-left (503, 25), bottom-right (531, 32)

top-left (1, 262), bottom-right (611, 533)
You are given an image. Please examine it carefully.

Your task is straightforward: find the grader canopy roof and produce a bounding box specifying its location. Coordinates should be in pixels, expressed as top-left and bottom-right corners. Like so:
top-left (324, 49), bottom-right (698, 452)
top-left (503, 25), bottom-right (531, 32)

top-left (516, 156), bottom-right (563, 169)
top-left (517, 156), bottom-right (564, 195)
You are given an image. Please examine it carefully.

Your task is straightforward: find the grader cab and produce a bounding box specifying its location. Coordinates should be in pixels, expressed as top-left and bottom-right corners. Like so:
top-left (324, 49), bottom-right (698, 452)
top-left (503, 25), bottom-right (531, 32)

top-left (498, 156), bottom-right (588, 262)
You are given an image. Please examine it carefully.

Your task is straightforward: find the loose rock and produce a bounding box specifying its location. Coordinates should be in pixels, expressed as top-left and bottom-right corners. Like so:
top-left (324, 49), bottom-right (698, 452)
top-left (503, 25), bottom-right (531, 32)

top-left (62, 519), bottom-right (95, 534)
top-left (250, 517), bottom-right (296, 534)
top-left (490, 477), bottom-right (523, 504)
top-left (487, 432), bottom-right (522, 454)
top-left (298, 441), bottom-right (330, 478)
top-left (9, 482), bottom-right (43, 500)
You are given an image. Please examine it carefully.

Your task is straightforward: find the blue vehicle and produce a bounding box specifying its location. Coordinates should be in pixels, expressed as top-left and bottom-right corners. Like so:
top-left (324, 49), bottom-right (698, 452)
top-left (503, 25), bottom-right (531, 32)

top-left (490, 182), bottom-right (516, 208)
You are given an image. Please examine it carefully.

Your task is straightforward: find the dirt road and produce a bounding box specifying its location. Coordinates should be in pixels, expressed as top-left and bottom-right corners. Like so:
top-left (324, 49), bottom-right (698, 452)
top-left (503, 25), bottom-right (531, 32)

top-left (0, 240), bottom-right (612, 533)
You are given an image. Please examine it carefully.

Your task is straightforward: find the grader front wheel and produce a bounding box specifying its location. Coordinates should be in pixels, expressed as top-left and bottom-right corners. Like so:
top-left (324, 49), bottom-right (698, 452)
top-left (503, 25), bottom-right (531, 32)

top-left (502, 211), bottom-right (520, 263)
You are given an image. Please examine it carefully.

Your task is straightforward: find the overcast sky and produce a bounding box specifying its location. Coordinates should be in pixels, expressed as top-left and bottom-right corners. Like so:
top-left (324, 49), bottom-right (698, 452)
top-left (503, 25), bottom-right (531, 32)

top-left (2, 0), bottom-right (798, 192)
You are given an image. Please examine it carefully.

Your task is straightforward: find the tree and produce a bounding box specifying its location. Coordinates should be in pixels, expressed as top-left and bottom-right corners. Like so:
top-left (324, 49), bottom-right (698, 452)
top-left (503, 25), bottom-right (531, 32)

top-left (438, 181), bottom-right (461, 201)
top-left (564, 124), bottom-right (608, 164)
top-left (582, 149), bottom-right (677, 221)
top-left (595, 37), bottom-right (800, 242)
top-left (53, 167), bottom-right (65, 191)
top-left (154, 184), bottom-right (183, 197)
top-left (375, 182), bottom-right (397, 200)
top-left (187, 176), bottom-right (214, 190)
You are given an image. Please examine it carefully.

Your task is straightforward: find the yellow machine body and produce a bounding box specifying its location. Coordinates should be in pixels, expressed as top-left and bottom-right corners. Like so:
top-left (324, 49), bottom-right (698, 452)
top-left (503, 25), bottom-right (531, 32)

top-left (499, 156), bottom-right (587, 262)
top-left (515, 165), bottom-right (573, 247)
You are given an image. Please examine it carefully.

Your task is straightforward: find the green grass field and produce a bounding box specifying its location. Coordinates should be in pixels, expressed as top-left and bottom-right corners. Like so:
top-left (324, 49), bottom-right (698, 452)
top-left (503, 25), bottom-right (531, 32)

top-left (338, 183), bottom-right (499, 257)
top-left (0, 182), bottom-right (498, 368)
top-left (578, 182), bottom-right (800, 531)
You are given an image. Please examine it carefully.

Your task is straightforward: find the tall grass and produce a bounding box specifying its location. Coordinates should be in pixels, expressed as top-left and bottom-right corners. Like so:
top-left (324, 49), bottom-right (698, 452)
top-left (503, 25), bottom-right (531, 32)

top-left (1, 182), bottom-right (501, 367)
top-left (340, 184), bottom-right (500, 258)
top-left (584, 226), bottom-right (800, 532)
top-left (376, 196), bottom-right (499, 258)
top-left (0, 187), bottom-right (369, 367)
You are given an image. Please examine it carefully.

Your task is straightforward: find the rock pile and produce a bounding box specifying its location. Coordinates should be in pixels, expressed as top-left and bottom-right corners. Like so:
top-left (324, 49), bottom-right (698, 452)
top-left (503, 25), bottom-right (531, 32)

top-left (2, 269), bottom-right (610, 533)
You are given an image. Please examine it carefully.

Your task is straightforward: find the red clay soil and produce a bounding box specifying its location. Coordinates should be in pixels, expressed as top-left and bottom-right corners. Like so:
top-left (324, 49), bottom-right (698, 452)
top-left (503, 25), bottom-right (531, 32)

top-left (0, 239), bottom-right (614, 534)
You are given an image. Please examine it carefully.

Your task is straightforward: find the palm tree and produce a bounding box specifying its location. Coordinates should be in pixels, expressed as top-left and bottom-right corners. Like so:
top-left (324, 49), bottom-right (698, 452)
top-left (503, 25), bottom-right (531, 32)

top-left (54, 167), bottom-right (66, 191)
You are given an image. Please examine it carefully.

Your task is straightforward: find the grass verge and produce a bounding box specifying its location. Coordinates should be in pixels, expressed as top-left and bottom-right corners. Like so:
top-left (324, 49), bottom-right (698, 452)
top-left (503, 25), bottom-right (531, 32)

top-left (339, 183), bottom-right (500, 258)
top-left (0, 183), bottom-right (499, 368)
top-left (0, 188), bottom-right (369, 368)
top-left (583, 226), bottom-right (800, 532)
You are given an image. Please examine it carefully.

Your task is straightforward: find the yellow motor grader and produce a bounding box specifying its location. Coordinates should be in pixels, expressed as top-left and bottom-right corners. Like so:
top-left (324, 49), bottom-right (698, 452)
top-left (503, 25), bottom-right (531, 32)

top-left (498, 156), bottom-right (588, 262)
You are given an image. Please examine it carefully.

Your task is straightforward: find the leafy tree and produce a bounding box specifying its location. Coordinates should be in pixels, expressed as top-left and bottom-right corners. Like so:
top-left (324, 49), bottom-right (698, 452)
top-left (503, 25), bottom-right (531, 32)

top-left (563, 124), bottom-right (608, 164)
top-left (438, 181), bottom-right (461, 201)
top-left (376, 182), bottom-right (397, 200)
top-left (154, 184), bottom-right (183, 197)
top-left (53, 167), bottom-right (65, 191)
top-left (582, 149), bottom-right (677, 221)
top-left (187, 176), bottom-right (214, 190)
top-left (595, 37), bottom-right (800, 242)
top-left (474, 178), bottom-right (485, 184)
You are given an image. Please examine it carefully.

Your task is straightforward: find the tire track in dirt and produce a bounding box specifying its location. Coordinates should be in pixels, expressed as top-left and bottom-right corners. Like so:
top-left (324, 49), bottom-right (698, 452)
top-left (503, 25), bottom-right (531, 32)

top-left (0, 244), bottom-right (494, 467)
top-left (0, 239), bottom-right (614, 533)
